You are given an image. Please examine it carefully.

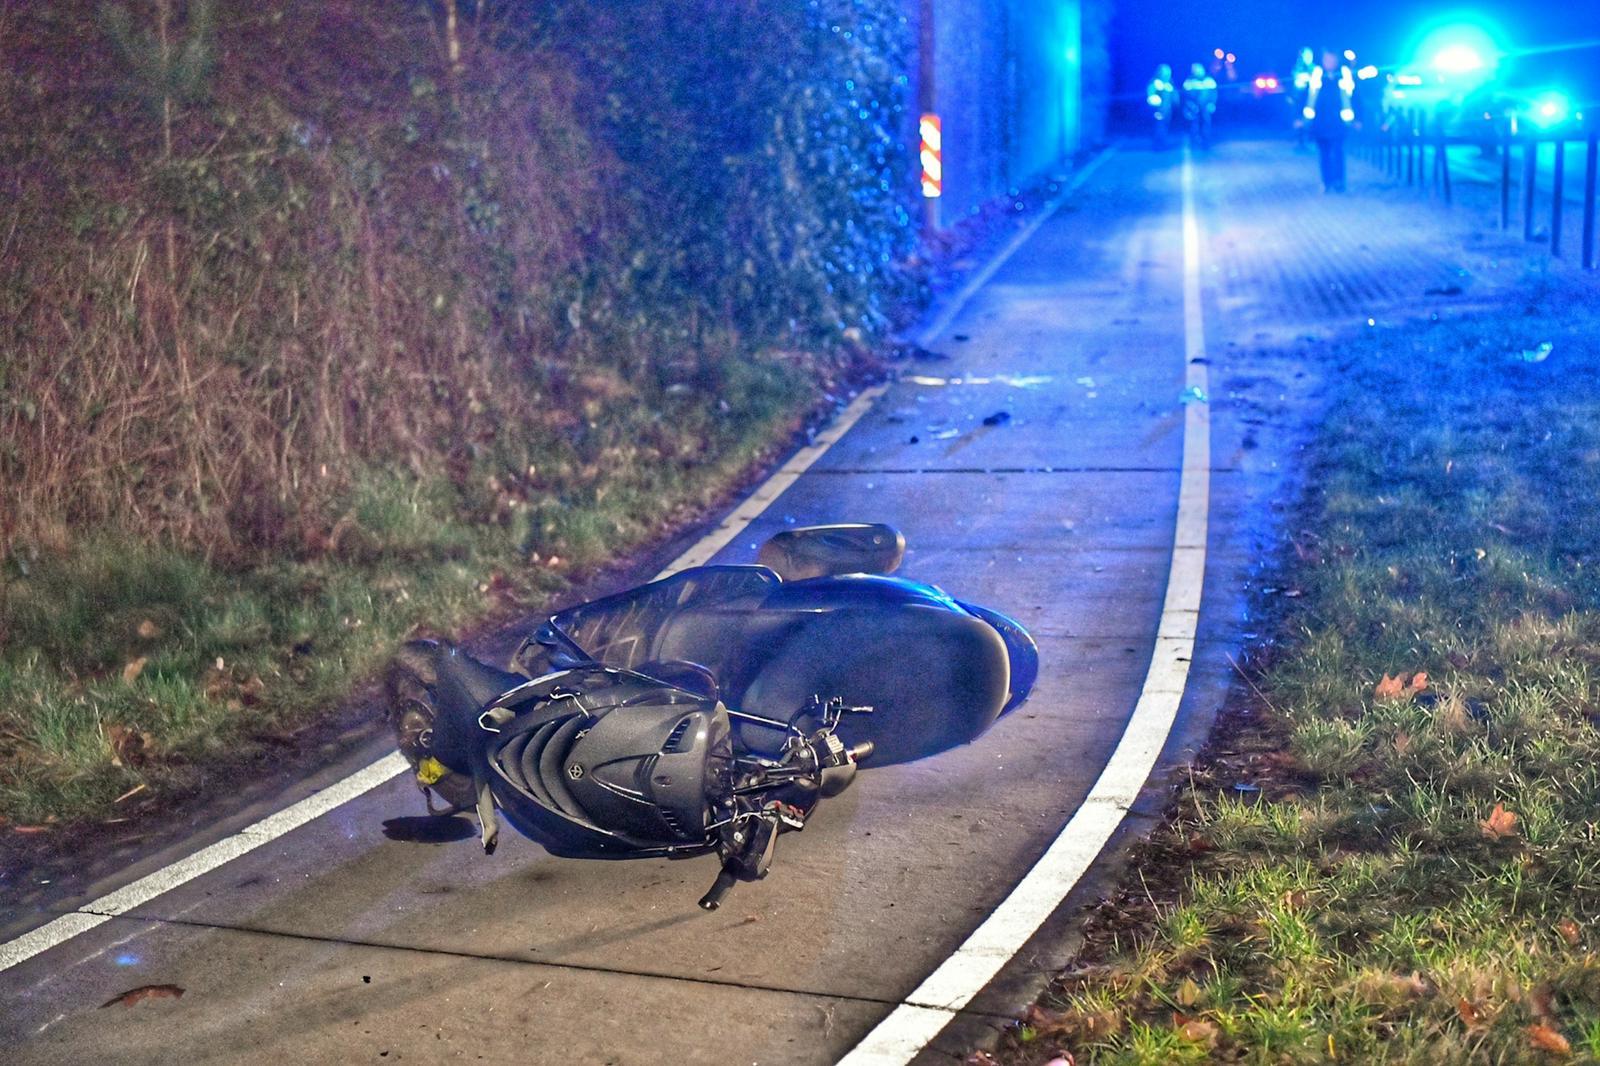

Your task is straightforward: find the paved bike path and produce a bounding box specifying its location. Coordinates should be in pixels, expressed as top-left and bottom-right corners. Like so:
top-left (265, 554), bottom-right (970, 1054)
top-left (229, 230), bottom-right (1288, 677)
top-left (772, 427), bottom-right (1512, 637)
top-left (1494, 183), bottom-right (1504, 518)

top-left (0, 140), bottom-right (1538, 1064)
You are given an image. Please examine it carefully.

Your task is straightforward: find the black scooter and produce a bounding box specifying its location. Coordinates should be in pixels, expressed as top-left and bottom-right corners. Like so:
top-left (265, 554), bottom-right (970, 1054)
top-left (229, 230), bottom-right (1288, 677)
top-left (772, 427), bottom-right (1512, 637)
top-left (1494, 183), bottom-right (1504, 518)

top-left (384, 524), bottom-right (1037, 909)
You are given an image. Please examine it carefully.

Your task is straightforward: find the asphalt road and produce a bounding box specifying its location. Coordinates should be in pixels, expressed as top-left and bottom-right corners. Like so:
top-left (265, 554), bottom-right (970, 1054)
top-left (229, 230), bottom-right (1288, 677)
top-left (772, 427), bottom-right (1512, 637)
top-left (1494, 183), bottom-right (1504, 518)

top-left (0, 139), bottom-right (1544, 1064)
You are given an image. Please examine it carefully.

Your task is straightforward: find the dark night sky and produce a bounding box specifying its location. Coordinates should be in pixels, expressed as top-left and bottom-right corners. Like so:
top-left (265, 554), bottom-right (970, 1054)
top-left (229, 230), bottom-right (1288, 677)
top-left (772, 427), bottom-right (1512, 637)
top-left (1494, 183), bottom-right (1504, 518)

top-left (1112, 1), bottom-right (1600, 98)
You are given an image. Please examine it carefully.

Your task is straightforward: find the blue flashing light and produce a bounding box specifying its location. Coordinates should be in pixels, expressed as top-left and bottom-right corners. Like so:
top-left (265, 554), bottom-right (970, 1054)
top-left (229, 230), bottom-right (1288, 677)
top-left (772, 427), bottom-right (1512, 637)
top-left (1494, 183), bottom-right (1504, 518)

top-left (1527, 91), bottom-right (1572, 128)
top-left (1433, 44), bottom-right (1484, 74)
top-left (1409, 17), bottom-right (1504, 86)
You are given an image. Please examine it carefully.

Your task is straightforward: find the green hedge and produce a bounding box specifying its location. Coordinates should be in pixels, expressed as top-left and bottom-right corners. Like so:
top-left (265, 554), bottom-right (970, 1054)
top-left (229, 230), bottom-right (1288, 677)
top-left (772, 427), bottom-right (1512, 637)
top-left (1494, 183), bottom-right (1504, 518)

top-left (0, 0), bottom-right (920, 560)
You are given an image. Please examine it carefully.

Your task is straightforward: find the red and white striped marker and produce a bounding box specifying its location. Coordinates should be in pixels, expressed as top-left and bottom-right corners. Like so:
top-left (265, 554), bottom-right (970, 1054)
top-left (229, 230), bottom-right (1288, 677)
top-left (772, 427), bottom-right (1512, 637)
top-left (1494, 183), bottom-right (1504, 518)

top-left (919, 113), bottom-right (942, 198)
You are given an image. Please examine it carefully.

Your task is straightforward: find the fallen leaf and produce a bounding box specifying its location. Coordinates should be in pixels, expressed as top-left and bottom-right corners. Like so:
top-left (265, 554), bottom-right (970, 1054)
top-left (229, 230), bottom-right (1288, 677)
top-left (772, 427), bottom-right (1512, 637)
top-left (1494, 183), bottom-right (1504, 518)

top-left (1409, 672), bottom-right (1429, 693)
top-left (1480, 803), bottom-right (1520, 841)
top-left (1042, 1056), bottom-right (1076, 1066)
top-left (1525, 1024), bottom-right (1571, 1055)
top-left (101, 984), bottom-right (185, 1009)
top-left (1177, 976), bottom-right (1201, 1007)
top-left (1174, 1015), bottom-right (1219, 1046)
top-left (136, 619), bottom-right (160, 640)
top-left (1557, 919), bottom-right (1581, 946)
top-left (12, 824), bottom-right (52, 835)
top-left (121, 657), bottom-right (148, 684)
top-left (964, 1052), bottom-right (999, 1066)
top-left (1457, 997), bottom-right (1484, 1028)
top-left (1394, 731), bottom-right (1413, 756)
top-left (1374, 673), bottom-right (1406, 701)
top-left (1022, 1004), bottom-right (1067, 1035)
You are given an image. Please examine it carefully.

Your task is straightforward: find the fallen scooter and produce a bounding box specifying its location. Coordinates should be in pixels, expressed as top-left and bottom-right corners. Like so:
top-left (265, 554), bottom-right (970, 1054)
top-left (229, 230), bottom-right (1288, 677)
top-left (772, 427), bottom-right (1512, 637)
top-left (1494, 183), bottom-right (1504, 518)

top-left (384, 524), bottom-right (1037, 909)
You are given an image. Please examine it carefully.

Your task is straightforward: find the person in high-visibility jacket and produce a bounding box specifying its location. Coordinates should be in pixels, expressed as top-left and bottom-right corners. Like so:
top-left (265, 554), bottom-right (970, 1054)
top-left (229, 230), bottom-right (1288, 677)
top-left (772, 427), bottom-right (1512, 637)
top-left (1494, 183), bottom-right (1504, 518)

top-left (1147, 64), bottom-right (1176, 149)
top-left (1290, 47), bottom-right (1315, 149)
top-left (1181, 63), bottom-right (1218, 149)
top-left (1303, 49), bottom-right (1355, 192)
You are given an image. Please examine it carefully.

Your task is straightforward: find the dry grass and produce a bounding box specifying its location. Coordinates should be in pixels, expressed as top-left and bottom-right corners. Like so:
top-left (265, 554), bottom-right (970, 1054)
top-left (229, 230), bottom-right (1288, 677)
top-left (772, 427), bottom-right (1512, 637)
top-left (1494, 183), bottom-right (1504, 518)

top-left (2, 0), bottom-right (609, 558)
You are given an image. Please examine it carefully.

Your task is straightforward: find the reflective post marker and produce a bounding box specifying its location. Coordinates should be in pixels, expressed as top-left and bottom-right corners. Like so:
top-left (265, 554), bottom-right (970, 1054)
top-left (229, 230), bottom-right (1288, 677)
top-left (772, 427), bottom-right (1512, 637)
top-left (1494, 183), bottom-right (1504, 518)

top-left (919, 113), bottom-right (942, 200)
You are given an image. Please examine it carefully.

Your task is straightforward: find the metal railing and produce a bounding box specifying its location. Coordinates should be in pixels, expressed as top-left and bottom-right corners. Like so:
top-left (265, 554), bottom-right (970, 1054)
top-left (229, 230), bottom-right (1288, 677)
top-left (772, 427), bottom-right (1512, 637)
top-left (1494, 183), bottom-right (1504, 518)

top-left (1356, 110), bottom-right (1600, 271)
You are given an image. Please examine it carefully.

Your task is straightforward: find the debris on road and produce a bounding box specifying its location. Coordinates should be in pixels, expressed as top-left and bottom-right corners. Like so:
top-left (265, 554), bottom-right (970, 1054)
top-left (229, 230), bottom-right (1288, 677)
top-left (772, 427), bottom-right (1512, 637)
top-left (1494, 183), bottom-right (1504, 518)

top-left (1517, 341), bottom-right (1553, 363)
top-left (101, 985), bottom-right (185, 1009)
top-left (906, 373), bottom-right (1053, 388)
top-left (1179, 385), bottom-right (1208, 405)
top-left (983, 411), bottom-right (1012, 427)
top-left (931, 428), bottom-right (961, 440)
top-left (1424, 284), bottom-right (1464, 296)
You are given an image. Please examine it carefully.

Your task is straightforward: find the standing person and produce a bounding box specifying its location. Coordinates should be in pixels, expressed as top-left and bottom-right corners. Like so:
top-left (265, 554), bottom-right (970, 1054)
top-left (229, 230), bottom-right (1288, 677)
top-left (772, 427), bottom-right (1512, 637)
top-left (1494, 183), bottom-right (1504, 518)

top-left (1290, 46), bottom-right (1316, 149)
top-left (1304, 49), bottom-right (1355, 192)
top-left (1146, 64), bottom-right (1176, 149)
top-left (1182, 62), bottom-right (1218, 149)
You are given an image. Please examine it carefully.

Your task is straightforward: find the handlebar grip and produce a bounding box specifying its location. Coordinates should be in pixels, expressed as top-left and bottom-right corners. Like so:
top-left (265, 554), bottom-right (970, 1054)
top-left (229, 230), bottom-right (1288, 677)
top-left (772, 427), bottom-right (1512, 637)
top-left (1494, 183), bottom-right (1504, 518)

top-left (698, 867), bottom-right (739, 911)
top-left (847, 740), bottom-right (875, 763)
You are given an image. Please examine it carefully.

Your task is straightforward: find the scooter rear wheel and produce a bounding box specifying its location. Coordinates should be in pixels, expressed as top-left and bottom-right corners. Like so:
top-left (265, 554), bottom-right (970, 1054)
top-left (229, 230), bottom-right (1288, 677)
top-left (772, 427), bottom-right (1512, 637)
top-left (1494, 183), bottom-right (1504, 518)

top-left (384, 647), bottom-right (478, 813)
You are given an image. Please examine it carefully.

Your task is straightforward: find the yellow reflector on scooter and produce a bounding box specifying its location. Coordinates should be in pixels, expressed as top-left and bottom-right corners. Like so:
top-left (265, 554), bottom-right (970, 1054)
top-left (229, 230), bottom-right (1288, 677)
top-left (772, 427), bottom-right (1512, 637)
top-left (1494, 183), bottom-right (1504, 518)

top-left (416, 756), bottom-right (448, 786)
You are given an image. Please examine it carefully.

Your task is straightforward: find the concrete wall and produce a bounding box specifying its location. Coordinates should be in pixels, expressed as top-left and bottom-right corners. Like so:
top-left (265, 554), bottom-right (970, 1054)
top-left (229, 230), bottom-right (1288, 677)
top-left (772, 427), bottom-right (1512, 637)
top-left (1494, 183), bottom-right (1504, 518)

top-left (913, 0), bottom-right (1110, 225)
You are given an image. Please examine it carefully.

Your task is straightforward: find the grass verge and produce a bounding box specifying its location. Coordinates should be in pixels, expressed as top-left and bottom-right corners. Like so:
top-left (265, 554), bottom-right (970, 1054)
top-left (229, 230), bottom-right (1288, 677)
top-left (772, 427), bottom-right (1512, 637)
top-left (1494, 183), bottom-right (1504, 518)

top-left (986, 276), bottom-right (1600, 1064)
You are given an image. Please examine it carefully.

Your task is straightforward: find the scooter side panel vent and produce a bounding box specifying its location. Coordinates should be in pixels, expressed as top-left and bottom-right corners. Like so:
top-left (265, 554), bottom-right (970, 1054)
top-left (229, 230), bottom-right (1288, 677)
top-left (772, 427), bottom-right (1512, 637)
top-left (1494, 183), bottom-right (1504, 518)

top-left (662, 715), bottom-right (697, 754)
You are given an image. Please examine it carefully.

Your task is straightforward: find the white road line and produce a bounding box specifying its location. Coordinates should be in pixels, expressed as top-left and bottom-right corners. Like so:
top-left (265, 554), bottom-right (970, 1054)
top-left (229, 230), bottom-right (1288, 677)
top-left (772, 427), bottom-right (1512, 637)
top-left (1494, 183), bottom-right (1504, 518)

top-left (835, 145), bottom-right (1212, 1065)
top-left (0, 752), bottom-right (410, 973)
top-left (0, 147), bottom-right (1114, 978)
